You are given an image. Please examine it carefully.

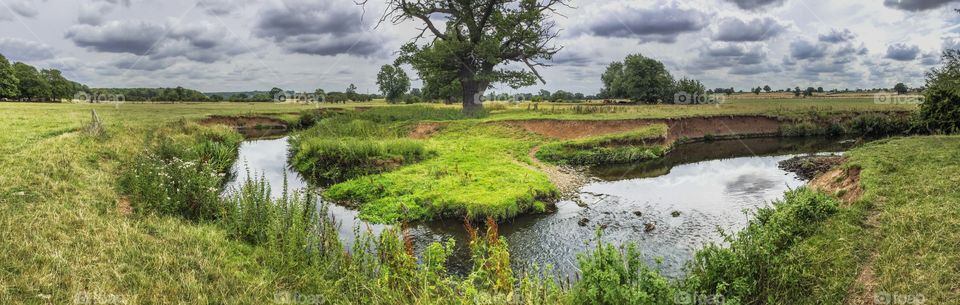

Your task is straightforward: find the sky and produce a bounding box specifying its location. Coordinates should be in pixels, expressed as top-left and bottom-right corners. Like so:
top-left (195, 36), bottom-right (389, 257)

top-left (1, 0), bottom-right (959, 95)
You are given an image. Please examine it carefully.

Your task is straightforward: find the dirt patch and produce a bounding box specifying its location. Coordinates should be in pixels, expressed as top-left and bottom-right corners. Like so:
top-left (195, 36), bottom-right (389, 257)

top-left (779, 155), bottom-right (845, 180)
top-left (409, 122), bottom-right (445, 139)
top-left (504, 116), bottom-right (782, 143)
top-left (117, 197), bottom-right (132, 217)
top-left (526, 146), bottom-right (590, 196)
top-left (809, 167), bottom-right (864, 205)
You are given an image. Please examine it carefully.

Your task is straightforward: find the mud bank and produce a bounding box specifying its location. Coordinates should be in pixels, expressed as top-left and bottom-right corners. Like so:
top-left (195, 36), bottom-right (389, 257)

top-left (505, 115), bottom-right (783, 143)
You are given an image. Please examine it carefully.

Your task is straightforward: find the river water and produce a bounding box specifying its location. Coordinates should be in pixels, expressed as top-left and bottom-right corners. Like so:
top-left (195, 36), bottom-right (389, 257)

top-left (224, 136), bottom-right (853, 278)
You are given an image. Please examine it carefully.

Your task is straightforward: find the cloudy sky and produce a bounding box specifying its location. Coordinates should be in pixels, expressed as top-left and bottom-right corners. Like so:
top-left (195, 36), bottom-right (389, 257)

top-left (1, 0), bottom-right (959, 94)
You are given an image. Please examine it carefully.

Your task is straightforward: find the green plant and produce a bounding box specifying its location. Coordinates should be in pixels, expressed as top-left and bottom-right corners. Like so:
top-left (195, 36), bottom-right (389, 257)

top-left (572, 229), bottom-right (675, 305)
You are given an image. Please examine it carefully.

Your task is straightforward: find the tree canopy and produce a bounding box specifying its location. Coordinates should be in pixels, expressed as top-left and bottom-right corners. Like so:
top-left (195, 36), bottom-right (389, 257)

top-left (601, 53), bottom-right (695, 103)
top-left (367, 0), bottom-right (569, 111)
top-left (376, 65), bottom-right (411, 103)
top-left (0, 54), bottom-right (19, 99)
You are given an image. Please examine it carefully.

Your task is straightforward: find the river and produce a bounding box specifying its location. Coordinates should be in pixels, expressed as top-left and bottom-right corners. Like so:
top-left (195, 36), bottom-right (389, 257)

top-left (224, 136), bottom-right (854, 278)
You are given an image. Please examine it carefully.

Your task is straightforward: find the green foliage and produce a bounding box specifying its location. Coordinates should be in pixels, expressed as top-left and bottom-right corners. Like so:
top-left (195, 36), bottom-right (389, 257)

top-left (91, 86), bottom-right (210, 102)
top-left (684, 188), bottom-right (840, 304)
top-left (290, 137), bottom-right (431, 183)
top-left (573, 230), bottom-right (675, 305)
top-left (388, 0), bottom-right (566, 107)
top-left (601, 54), bottom-right (675, 103)
top-left (920, 49), bottom-right (960, 133)
top-left (0, 53), bottom-right (18, 98)
top-left (377, 64), bottom-right (412, 103)
top-left (675, 77), bottom-right (706, 97)
top-left (894, 82), bottom-right (908, 95)
top-left (118, 123), bottom-right (242, 220)
top-left (12, 62), bottom-right (51, 100)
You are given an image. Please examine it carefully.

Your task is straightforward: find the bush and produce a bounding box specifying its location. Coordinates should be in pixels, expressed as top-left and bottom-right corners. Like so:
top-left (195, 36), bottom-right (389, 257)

top-left (572, 230), bottom-right (676, 305)
top-left (920, 50), bottom-right (960, 133)
top-left (683, 188), bottom-right (840, 303)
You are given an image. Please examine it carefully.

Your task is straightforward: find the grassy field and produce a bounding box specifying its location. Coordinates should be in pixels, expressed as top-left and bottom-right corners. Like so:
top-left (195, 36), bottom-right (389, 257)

top-left (0, 100), bottom-right (950, 304)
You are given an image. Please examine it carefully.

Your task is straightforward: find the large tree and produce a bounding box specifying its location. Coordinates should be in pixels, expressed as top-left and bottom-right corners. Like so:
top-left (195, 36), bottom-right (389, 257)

top-left (367, 0), bottom-right (568, 112)
top-left (376, 64), bottom-right (411, 103)
top-left (601, 54), bottom-right (675, 103)
top-left (0, 54), bottom-right (19, 99)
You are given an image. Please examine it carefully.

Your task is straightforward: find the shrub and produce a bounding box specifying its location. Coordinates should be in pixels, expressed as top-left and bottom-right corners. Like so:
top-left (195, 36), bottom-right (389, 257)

top-left (919, 50), bottom-right (960, 133)
top-left (683, 188), bottom-right (840, 303)
top-left (572, 230), bottom-right (676, 305)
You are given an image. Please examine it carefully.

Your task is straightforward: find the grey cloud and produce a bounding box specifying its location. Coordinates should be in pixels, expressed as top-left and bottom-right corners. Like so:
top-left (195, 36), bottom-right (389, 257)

top-left (66, 21), bottom-right (165, 55)
top-left (198, 0), bottom-right (252, 16)
top-left (714, 17), bottom-right (786, 42)
top-left (885, 43), bottom-right (921, 61)
top-left (690, 43), bottom-right (770, 71)
top-left (920, 51), bottom-right (942, 65)
top-left (883, 0), bottom-right (960, 11)
top-left (550, 49), bottom-right (598, 67)
top-left (254, 1), bottom-right (385, 56)
top-left (8, 0), bottom-right (40, 18)
top-left (730, 63), bottom-right (781, 75)
top-left (722, 0), bottom-right (787, 11)
top-left (819, 29), bottom-right (857, 43)
top-left (0, 38), bottom-right (56, 61)
top-left (579, 4), bottom-right (709, 43)
top-left (66, 20), bottom-right (250, 64)
top-left (790, 40), bottom-right (827, 60)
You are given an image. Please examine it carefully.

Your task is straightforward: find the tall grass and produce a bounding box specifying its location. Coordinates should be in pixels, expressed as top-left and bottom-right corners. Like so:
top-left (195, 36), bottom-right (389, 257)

top-left (290, 137), bottom-right (431, 183)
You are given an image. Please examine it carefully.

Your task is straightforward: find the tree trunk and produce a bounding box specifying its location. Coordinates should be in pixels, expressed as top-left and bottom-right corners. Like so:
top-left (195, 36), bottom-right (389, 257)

top-left (461, 80), bottom-right (485, 114)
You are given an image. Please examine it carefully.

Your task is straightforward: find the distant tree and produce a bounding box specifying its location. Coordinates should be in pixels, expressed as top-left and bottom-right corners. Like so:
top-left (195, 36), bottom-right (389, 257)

top-left (601, 53), bottom-right (675, 103)
top-left (894, 83), bottom-right (909, 95)
top-left (0, 54), bottom-right (19, 99)
top-left (376, 64), bottom-right (411, 103)
top-left (41, 69), bottom-right (75, 100)
top-left (673, 77), bottom-right (705, 101)
top-left (804, 87), bottom-right (816, 97)
top-left (409, 88), bottom-right (422, 97)
top-left (13, 62), bottom-right (51, 100)
top-left (346, 84), bottom-right (359, 101)
top-left (753, 87), bottom-right (762, 95)
top-left (209, 95), bottom-right (224, 102)
top-left (794, 86), bottom-right (802, 97)
top-left (817, 87), bottom-right (824, 93)
top-left (269, 87), bottom-right (284, 99)
top-left (538, 89), bottom-right (552, 99)
top-left (763, 85), bottom-right (771, 92)
top-left (551, 90), bottom-right (573, 102)
top-left (574, 92), bottom-right (585, 100)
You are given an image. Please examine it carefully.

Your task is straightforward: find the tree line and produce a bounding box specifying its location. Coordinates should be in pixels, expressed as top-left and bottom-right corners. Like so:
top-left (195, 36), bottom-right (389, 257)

top-left (0, 53), bottom-right (88, 102)
top-left (599, 53), bottom-right (706, 103)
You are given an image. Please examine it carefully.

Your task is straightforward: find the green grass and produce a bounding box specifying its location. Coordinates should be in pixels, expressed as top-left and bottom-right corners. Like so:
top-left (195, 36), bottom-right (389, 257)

top-left (536, 124), bottom-right (669, 166)
top-left (323, 122), bottom-right (558, 223)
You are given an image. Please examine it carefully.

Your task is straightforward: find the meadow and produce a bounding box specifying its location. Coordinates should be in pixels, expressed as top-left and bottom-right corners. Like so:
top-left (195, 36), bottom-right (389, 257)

top-left (2, 99), bottom-right (955, 304)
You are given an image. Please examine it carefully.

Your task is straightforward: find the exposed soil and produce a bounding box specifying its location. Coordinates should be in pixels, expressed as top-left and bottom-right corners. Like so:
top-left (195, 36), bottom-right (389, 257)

top-left (505, 115), bottom-right (783, 143)
top-left (526, 145), bottom-right (590, 197)
top-left (779, 155), bottom-right (846, 180)
top-left (809, 167), bottom-right (864, 206)
top-left (117, 197), bottom-right (132, 217)
top-left (409, 122), bottom-right (446, 139)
